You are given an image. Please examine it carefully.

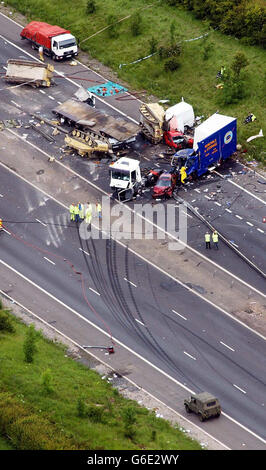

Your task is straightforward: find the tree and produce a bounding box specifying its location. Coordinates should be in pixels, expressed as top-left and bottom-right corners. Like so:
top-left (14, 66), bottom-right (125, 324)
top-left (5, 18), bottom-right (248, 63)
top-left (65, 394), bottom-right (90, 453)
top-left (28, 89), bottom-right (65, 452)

top-left (130, 13), bottom-right (143, 37)
top-left (231, 52), bottom-right (249, 78)
top-left (23, 324), bottom-right (38, 363)
top-left (86, 0), bottom-right (96, 14)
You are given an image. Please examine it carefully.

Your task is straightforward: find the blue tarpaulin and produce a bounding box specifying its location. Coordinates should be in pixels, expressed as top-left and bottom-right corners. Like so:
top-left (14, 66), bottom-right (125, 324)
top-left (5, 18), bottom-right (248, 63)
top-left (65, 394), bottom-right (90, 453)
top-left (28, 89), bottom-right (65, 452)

top-left (87, 81), bottom-right (127, 97)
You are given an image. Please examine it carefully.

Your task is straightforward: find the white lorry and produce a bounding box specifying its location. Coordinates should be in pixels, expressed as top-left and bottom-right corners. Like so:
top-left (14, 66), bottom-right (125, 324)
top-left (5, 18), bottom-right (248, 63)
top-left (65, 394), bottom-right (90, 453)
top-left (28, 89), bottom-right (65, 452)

top-left (109, 157), bottom-right (142, 201)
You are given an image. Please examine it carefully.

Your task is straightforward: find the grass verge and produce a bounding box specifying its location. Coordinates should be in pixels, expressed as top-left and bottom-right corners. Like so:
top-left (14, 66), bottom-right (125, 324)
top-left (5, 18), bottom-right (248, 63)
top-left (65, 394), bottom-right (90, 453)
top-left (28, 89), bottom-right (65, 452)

top-left (0, 307), bottom-right (202, 450)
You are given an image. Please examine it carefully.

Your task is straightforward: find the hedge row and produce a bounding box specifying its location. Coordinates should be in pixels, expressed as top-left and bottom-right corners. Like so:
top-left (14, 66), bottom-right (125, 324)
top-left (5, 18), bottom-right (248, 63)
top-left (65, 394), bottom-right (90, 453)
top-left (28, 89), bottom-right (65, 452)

top-left (0, 391), bottom-right (81, 450)
top-left (165, 0), bottom-right (266, 48)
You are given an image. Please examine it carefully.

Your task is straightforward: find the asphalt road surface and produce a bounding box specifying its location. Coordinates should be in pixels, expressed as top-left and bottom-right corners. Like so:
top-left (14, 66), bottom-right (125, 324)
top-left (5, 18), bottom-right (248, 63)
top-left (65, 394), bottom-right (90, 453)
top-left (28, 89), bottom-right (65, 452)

top-left (0, 11), bottom-right (265, 450)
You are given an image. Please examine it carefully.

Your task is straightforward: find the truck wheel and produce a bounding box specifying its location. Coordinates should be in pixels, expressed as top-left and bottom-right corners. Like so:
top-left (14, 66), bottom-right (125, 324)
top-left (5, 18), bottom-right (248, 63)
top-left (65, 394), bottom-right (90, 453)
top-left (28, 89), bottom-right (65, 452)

top-left (216, 412), bottom-right (221, 418)
top-left (51, 54), bottom-right (56, 61)
top-left (199, 414), bottom-right (205, 422)
top-left (185, 405), bottom-right (191, 414)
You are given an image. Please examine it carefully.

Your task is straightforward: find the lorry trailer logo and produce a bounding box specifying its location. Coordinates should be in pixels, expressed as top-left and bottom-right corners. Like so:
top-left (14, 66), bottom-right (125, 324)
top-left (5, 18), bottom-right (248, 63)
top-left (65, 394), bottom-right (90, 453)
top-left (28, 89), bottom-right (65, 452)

top-left (224, 131), bottom-right (233, 144)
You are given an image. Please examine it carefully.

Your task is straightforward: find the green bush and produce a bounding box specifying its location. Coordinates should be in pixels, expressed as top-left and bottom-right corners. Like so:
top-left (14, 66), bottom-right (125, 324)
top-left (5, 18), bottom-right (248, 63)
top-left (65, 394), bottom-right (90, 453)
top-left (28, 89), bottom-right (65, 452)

top-left (159, 43), bottom-right (182, 60)
top-left (164, 56), bottom-right (180, 71)
top-left (130, 12), bottom-right (143, 37)
top-left (23, 324), bottom-right (38, 363)
top-left (76, 397), bottom-right (86, 418)
top-left (87, 405), bottom-right (104, 423)
top-left (86, 0), bottom-right (96, 14)
top-left (41, 369), bottom-right (54, 395)
top-left (0, 311), bottom-right (15, 334)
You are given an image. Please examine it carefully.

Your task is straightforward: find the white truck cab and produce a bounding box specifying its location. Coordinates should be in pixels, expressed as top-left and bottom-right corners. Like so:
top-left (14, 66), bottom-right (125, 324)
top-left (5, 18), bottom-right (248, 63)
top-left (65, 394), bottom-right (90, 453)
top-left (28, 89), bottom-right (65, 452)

top-left (51, 34), bottom-right (78, 60)
top-left (109, 157), bottom-right (142, 201)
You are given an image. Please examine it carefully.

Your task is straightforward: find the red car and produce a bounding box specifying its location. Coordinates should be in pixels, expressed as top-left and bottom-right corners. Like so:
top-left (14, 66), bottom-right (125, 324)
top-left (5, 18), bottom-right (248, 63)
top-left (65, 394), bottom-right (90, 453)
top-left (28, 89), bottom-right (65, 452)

top-left (164, 130), bottom-right (194, 150)
top-left (152, 171), bottom-right (178, 198)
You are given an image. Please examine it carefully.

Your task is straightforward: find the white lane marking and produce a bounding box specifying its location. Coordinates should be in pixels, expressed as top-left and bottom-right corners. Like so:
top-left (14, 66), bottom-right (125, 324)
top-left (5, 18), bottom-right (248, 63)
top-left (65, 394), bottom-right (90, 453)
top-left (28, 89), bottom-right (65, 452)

top-left (230, 241), bottom-right (239, 248)
top-left (1, 12), bottom-right (265, 446)
top-left (194, 188), bottom-right (201, 193)
top-left (214, 201), bottom-right (221, 206)
top-left (143, 156), bottom-right (150, 161)
top-left (10, 100), bottom-right (21, 108)
top-left (172, 309), bottom-right (187, 321)
top-left (39, 89), bottom-right (46, 94)
top-left (0, 33), bottom-right (138, 124)
top-left (257, 228), bottom-right (264, 233)
top-left (3, 65), bottom-right (7, 70)
top-left (215, 171), bottom-right (266, 206)
top-left (246, 222), bottom-right (254, 227)
top-left (79, 247), bottom-right (90, 256)
top-left (57, 101), bottom-right (62, 105)
top-left (235, 214), bottom-right (243, 220)
top-left (48, 95), bottom-right (55, 100)
top-left (0, 193), bottom-right (3, 197)
top-left (89, 287), bottom-right (100, 296)
top-left (35, 218), bottom-right (47, 227)
top-left (5, 129), bottom-right (266, 299)
top-left (181, 210), bottom-right (192, 219)
top-left (43, 256), bottom-right (55, 265)
top-left (2, 228), bottom-right (11, 235)
top-left (124, 277), bottom-right (137, 288)
top-left (225, 208), bottom-right (232, 213)
top-left (135, 318), bottom-right (146, 327)
top-left (184, 351), bottom-right (196, 361)
top-left (0, 286), bottom-right (230, 451)
top-left (204, 195), bottom-right (211, 200)
top-left (1, 158), bottom-right (266, 345)
top-left (220, 341), bottom-right (235, 352)
top-left (233, 384), bottom-right (247, 394)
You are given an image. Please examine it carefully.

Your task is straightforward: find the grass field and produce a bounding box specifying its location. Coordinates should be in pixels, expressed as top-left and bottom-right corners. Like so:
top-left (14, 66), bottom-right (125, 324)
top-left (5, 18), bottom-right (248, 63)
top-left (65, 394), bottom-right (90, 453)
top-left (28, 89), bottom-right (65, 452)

top-left (4, 0), bottom-right (266, 165)
top-left (0, 308), bottom-right (202, 450)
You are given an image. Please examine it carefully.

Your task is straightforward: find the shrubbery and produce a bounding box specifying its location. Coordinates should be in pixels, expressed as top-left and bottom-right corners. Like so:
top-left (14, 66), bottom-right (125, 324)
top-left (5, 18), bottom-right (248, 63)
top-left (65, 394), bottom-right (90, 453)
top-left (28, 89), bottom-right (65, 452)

top-left (0, 310), bottom-right (15, 334)
top-left (165, 0), bottom-right (266, 47)
top-left (0, 392), bottom-right (77, 450)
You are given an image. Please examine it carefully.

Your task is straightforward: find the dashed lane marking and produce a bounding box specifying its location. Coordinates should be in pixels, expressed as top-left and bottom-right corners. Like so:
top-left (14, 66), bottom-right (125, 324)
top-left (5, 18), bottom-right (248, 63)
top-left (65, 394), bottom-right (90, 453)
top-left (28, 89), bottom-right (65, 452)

top-left (35, 218), bottom-right (47, 227)
top-left (184, 351), bottom-right (196, 361)
top-left (220, 341), bottom-right (235, 352)
top-left (172, 309), bottom-right (187, 321)
top-left (124, 277), bottom-right (137, 288)
top-left (233, 384), bottom-right (247, 394)
top-left (135, 318), bottom-right (146, 327)
top-left (79, 247), bottom-right (90, 257)
top-left (89, 287), bottom-right (100, 296)
top-left (44, 256), bottom-right (55, 265)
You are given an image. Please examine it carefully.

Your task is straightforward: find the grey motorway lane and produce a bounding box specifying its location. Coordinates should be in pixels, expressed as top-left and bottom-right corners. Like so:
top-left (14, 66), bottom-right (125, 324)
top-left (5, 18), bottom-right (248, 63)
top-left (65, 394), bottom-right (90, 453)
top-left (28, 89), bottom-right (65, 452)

top-left (0, 164), bottom-right (266, 442)
top-left (1, 29), bottom-right (266, 290)
top-left (0, 17), bottom-right (140, 122)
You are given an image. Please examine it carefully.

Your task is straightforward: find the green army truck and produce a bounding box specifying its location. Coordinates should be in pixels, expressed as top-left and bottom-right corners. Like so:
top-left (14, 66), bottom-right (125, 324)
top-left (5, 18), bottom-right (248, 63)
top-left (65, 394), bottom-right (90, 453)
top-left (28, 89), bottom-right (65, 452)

top-left (184, 392), bottom-right (221, 422)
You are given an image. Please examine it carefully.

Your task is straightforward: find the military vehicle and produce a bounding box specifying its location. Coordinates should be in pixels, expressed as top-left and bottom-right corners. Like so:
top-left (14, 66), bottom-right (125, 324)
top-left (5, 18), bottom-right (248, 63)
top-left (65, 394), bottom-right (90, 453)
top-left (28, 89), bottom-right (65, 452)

top-left (184, 392), bottom-right (221, 422)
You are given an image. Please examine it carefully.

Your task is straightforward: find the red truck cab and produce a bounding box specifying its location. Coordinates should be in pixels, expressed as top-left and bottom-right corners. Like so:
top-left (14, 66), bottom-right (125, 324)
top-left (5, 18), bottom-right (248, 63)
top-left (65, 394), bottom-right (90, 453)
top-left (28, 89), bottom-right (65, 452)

top-left (164, 130), bottom-right (193, 150)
